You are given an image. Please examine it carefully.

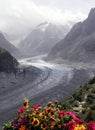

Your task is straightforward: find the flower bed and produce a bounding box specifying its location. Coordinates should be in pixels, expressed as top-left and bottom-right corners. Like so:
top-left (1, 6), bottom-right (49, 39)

top-left (2, 99), bottom-right (95, 130)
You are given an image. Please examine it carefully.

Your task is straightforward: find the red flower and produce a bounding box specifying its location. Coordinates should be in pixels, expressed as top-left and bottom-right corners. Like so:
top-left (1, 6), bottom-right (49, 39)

top-left (58, 110), bottom-right (67, 118)
top-left (21, 116), bottom-right (28, 124)
top-left (87, 121), bottom-right (95, 130)
top-left (32, 104), bottom-right (41, 110)
top-left (18, 107), bottom-right (26, 114)
top-left (66, 122), bottom-right (77, 130)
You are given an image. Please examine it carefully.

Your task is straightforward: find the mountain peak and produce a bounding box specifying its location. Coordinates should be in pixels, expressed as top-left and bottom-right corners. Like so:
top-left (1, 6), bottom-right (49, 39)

top-left (88, 8), bottom-right (95, 18)
top-left (18, 22), bottom-right (70, 57)
top-left (83, 8), bottom-right (95, 35)
top-left (37, 21), bottom-right (49, 27)
top-left (36, 21), bottom-right (49, 32)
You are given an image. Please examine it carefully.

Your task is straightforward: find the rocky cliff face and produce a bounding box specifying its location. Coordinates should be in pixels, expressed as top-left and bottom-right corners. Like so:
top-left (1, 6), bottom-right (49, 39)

top-left (48, 8), bottom-right (95, 63)
top-left (0, 48), bottom-right (18, 72)
top-left (18, 22), bottom-right (70, 57)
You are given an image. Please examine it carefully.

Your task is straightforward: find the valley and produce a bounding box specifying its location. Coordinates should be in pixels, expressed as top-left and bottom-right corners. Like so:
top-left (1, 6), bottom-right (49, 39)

top-left (0, 5), bottom-right (95, 129)
top-left (0, 55), bottom-right (94, 127)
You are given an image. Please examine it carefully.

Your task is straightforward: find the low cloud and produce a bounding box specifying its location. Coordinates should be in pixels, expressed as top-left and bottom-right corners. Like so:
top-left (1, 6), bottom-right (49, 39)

top-left (0, 0), bottom-right (94, 43)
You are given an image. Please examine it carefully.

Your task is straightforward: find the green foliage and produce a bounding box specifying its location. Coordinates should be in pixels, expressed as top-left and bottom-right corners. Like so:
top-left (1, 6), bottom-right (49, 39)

top-left (62, 76), bottom-right (95, 122)
top-left (91, 104), bottom-right (95, 110)
top-left (63, 115), bottom-right (70, 123)
top-left (85, 110), bottom-right (95, 122)
top-left (73, 101), bottom-right (79, 107)
top-left (81, 108), bottom-right (86, 114)
top-left (3, 122), bottom-right (13, 130)
top-left (88, 76), bottom-right (95, 84)
top-left (62, 101), bottom-right (72, 110)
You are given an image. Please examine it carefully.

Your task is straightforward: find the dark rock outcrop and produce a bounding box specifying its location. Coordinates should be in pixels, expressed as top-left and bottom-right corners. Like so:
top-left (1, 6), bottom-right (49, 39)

top-left (0, 48), bottom-right (18, 73)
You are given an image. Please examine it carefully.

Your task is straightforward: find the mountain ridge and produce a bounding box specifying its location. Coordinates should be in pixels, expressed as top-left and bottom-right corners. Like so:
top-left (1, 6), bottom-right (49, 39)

top-left (47, 8), bottom-right (95, 63)
top-left (18, 22), bottom-right (70, 57)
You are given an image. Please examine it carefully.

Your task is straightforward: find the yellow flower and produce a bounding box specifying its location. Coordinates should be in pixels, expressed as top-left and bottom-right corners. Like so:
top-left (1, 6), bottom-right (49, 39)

top-left (23, 99), bottom-right (29, 109)
top-left (45, 107), bottom-right (54, 114)
top-left (39, 112), bottom-right (43, 117)
top-left (51, 103), bottom-right (54, 108)
top-left (41, 114), bottom-right (46, 120)
top-left (23, 105), bottom-right (29, 109)
top-left (24, 99), bottom-right (29, 103)
top-left (54, 100), bottom-right (59, 104)
top-left (41, 123), bottom-right (48, 130)
top-left (33, 118), bottom-right (40, 127)
top-left (55, 108), bottom-right (60, 112)
top-left (47, 101), bottom-right (53, 107)
top-left (30, 117), bottom-right (35, 125)
top-left (57, 105), bottom-right (61, 109)
top-left (74, 124), bottom-right (86, 130)
top-left (35, 111), bottom-right (40, 116)
top-left (30, 117), bottom-right (40, 127)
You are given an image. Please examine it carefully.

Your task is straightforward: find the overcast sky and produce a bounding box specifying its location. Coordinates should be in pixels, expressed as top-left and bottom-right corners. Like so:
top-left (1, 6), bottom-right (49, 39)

top-left (0, 0), bottom-right (95, 43)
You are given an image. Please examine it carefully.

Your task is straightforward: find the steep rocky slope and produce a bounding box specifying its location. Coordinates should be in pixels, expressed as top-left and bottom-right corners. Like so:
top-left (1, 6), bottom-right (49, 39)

top-left (48, 8), bottom-right (95, 63)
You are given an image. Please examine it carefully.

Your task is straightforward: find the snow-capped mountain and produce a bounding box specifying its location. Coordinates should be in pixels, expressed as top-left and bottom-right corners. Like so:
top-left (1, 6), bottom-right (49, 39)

top-left (36, 22), bottom-right (50, 32)
top-left (18, 22), bottom-right (70, 57)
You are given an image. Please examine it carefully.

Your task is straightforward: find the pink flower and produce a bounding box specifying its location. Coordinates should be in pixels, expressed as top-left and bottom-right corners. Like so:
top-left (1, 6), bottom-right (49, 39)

top-left (87, 121), bottom-right (95, 130)
top-left (67, 112), bottom-right (83, 123)
top-left (58, 110), bottom-right (67, 118)
top-left (67, 112), bottom-right (77, 118)
top-left (12, 123), bottom-right (17, 128)
top-left (74, 117), bottom-right (83, 123)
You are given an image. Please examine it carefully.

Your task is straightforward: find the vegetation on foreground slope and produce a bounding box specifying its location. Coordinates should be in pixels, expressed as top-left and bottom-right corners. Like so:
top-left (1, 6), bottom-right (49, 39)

top-left (1, 77), bottom-right (95, 130)
top-left (62, 76), bottom-right (95, 122)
